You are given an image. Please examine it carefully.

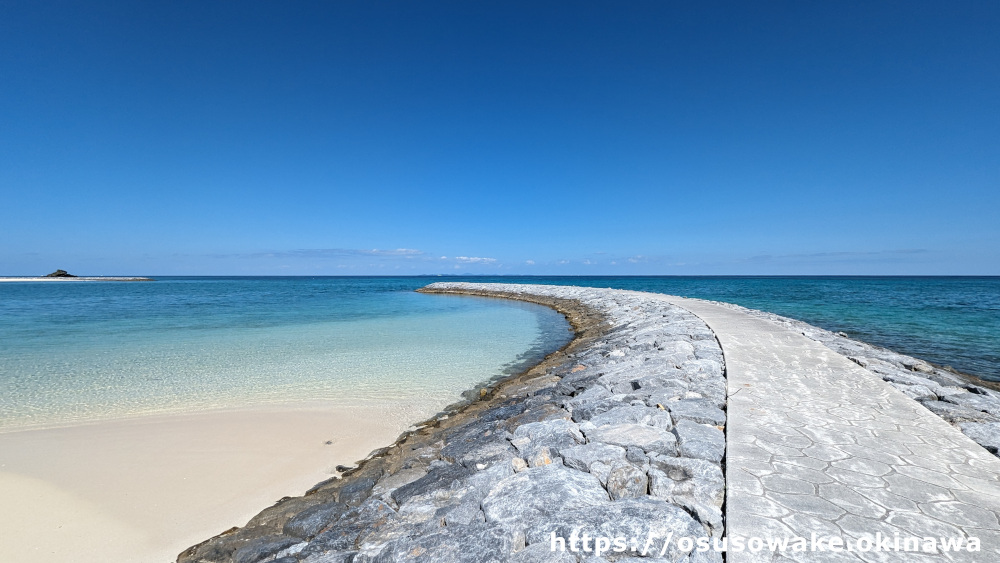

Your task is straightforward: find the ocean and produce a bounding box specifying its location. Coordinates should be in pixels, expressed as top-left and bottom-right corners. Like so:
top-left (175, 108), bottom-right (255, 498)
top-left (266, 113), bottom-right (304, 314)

top-left (1, 276), bottom-right (997, 430)
top-left (0, 277), bottom-right (571, 430)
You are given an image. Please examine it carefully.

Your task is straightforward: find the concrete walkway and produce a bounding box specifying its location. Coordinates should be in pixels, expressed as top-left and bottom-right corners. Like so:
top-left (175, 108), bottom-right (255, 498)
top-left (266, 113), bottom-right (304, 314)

top-left (660, 295), bottom-right (1000, 562)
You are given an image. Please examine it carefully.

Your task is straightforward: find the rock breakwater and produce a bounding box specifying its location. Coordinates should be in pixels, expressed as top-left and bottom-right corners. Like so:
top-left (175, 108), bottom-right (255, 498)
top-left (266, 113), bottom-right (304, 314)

top-left (179, 283), bottom-right (729, 563)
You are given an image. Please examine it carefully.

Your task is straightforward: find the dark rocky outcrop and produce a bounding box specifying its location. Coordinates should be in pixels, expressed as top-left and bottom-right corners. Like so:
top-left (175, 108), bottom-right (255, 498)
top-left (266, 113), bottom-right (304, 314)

top-left (44, 269), bottom-right (75, 277)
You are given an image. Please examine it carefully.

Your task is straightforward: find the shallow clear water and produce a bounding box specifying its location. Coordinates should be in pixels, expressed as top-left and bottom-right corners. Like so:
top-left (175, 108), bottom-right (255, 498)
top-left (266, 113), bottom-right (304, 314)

top-left (0, 277), bottom-right (572, 430)
top-left (3, 276), bottom-right (997, 431)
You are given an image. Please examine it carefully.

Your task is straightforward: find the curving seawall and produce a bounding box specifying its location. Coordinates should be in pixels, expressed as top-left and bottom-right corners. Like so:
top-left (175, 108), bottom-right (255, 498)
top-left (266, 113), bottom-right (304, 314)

top-left (179, 283), bottom-right (1000, 563)
top-left (180, 283), bottom-right (731, 562)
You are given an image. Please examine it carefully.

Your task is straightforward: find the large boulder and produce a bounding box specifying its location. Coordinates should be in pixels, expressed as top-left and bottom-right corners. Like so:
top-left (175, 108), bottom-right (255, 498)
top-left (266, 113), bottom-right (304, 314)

top-left (482, 465), bottom-right (610, 530)
top-left (584, 423), bottom-right (678, 457)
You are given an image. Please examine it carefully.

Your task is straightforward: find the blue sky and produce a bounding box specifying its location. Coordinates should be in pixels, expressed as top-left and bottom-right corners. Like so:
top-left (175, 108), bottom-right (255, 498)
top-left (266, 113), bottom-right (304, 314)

top-left (1, 1), bottom-right (997, 275)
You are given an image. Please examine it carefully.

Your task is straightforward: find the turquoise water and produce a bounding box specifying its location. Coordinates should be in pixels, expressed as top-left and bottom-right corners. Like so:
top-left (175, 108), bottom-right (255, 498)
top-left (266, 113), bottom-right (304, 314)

top-left (2, 276), bottom-right (997, 430)
top-left (0, 277), bottom-right (572, 430)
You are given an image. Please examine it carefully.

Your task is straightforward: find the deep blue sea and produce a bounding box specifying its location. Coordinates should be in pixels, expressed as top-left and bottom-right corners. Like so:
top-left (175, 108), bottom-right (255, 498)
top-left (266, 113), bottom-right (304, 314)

top-left (1, 276), bottom-right (997, 430)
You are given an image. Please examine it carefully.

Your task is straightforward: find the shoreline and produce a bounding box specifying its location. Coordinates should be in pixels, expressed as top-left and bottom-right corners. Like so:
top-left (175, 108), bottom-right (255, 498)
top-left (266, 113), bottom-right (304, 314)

top-left (180, 283), bottom-right (730, 562)
top-left (180, 283), bottom-right (1000, 563)
top-left (7, 282), bottom-right (998, 561)
top-left (0, 292), bottom-right (580, 563)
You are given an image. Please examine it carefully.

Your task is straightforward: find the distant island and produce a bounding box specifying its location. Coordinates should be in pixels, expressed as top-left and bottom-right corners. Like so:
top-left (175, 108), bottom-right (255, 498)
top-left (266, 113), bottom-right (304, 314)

top-left (44, 269), bottom-right (76, 278)
top-left (0, 270), bottom-right (154, 282)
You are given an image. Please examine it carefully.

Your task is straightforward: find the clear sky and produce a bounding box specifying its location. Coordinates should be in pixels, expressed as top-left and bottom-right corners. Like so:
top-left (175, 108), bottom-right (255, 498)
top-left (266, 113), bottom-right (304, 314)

top-left (1, 1), bottom-right (997, 275)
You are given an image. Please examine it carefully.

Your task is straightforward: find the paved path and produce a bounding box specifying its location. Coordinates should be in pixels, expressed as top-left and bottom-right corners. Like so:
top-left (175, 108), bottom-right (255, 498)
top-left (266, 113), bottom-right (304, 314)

top-left (660, 295), bottom-right (1000, 562)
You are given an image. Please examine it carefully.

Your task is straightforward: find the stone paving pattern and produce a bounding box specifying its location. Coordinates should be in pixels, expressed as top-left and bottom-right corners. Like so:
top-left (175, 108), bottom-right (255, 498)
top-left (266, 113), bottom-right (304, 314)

top-left (662, 295), bottom-right (1000, 562)
top-left (701, 299), bottom-right (1000, 458)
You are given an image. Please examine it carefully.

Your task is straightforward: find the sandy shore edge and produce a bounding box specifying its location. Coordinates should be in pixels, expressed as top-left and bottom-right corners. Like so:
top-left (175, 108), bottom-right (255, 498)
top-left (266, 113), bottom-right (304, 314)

top-left (176, 287), bottom-right (608, 561)
top-left (0, 401), bottom-right (427, 563)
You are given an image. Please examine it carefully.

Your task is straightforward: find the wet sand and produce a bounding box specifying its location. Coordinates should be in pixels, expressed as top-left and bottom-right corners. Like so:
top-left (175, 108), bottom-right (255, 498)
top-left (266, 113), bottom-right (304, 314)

top-left (0, 401), bottom-right (413, 563)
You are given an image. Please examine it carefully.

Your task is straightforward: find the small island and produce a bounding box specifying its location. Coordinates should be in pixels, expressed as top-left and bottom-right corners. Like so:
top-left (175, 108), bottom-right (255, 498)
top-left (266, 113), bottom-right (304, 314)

top-left (0, 269), bottom-right (154, 282)
top-left (44, 269), bottom-right (76, 278)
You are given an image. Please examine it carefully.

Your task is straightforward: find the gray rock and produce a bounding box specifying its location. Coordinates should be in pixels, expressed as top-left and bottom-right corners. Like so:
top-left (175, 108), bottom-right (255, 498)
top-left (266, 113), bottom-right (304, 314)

top-left (606, 461), bottom-right (648, 499)
top-left (511, 419), bottom-right (584, 458)
top-left (443, 497), bottom-right (484, 526)
top-left (560, 442), bottom-right (627, 473)
top-left (464, 462), bottom-right (516, 496)
top-left (355, 521), bottom-right (515, 562)
top-left (673, 420), bottom-right (725, 463)
top-left (565, 385), bottom-right (612, 411)
top-left (569, 397), bottom-right (630, 422)
top-left (625, 446), bottom-right (648, 463)
top-left (633, 376), bottom-right (688, 397)
top-left (355, 495), bottom-right (448, 551)
top-left (585, 423), bottom-right (678, 456)
top-left (526, 446), bottom-right (561, 468)
top-left (298, 551), bottom-right (358, 563)
top-left (440, 422), bottom-right (515, 468)
top-left (892, 383), bottom-right (938, 401)
top-left (337, 472), bottom-right (379, 507)
top-left (682, 379), bottom-right (727, 409)
top-left (589, 460), bottom-right (612, 486)
top-left (479, 400), bottom-right (528, 423)
top-left (371, 467), bottom-right (428, 501)
top-left (590, 404), bottom-right (673, 430)
top-left (482, 464), bottom-right (610, 530)
top-left (679, 358), bottom-right (723, 378)
top-left (648, 454), bottom-right (725, 508)
top-left (944, 392), bottom-right (1000, 417)
top-left (685, 547), bottom-right (725, 563)
top-left (390, 463), bottom-right (473, 507)
top-left (555, 371), bottom-right (601, 396)
top-left (959, 422), bottom-right (1000, 455)
top-left (303, 499), bottom-right (398, 553)
top-left (920, 399), bottom-right (1000, 424)
top-left (878, 368), bottom-right (945, 390)
top-left (683, 500), bottom-right (724, 537)
top-left (645, 387), bottom-right (689, 407)
top-left (233, 536), bottom-right (302, 563)
top-left (509, 541), bottom-right (577, 562)
top-left (666, 399), bottom-right (726, 426)
top-left (283, 501), bottom-right (348, 539)
top-left (525, 498), bottom-right (703, 561)
top-left (503, 404), bottom-right (571, 431)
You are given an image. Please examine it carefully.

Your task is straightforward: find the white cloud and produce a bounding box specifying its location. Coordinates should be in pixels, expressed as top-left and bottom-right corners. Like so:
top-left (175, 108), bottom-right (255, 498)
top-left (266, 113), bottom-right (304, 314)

top-left (365, 248), bottom-right (423, 256)
top-left (455, 256), bottom-right (497, 264)
top-left (583, 259), bottom-right (593, 265)
top-left (227, 248), bottom-right (425, 259)
top-left (557, 259), bottom-right (569, 265)
top-left (525, 260), bottom-right (535, 265)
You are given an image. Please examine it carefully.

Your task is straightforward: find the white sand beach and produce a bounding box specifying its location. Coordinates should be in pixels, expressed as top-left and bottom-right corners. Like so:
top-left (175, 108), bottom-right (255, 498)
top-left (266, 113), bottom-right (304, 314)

top-left (0, 401), bottom-right (413, 563)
